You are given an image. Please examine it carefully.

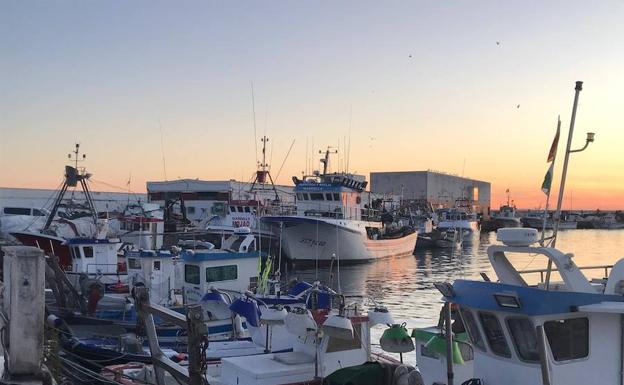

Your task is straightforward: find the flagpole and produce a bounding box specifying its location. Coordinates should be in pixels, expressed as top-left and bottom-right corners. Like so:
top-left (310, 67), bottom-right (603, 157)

top-left (540, 117), bottom-right (561, 245)
top-left (544, 81), bottom-right (584, 289)
top-left (552, 81), bottom-right (583, 248)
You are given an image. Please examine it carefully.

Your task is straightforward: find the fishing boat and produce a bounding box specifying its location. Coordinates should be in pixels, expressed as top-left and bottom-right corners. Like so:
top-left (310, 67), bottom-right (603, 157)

top-left (100, 291), bottom-right (406, 385)
top-left (491, 204), bottom-right (522, 229)
top-left (262, 148), bottom-right (418, 264)
top-left (435, 199), bottom-right (480, 247)
top-left (521, 211), bottom-right (578, 230)
top-left (414, 227), bottom-right (624, 384)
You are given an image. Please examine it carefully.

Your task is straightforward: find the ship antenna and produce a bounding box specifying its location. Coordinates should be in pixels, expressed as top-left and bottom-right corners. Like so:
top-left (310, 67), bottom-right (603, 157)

top-left (158, 119), bottom-right (168, 181)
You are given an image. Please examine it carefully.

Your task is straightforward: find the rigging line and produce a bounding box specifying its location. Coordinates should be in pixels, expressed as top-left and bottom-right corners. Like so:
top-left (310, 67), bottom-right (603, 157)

top-left (275, 139), bottom-right (296, 182)
top-left (24, 180), bottom-right (65, 230)
top-left (336, 222), bottom-right (341, 294)
top-left (346, 105), bottom-right (352, 173)
top-left (315, 218), bottom-right (319, 280)
top-left (251, 82), bottom-right (259, 166)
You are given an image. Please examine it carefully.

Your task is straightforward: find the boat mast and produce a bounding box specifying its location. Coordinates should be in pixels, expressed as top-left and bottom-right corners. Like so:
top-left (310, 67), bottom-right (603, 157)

top-left (319, 146), bottom-right (338, 176)
top-left (44, 144), bottom-right (98, 230)
top-left (249, 135), bottom-right (280, 202)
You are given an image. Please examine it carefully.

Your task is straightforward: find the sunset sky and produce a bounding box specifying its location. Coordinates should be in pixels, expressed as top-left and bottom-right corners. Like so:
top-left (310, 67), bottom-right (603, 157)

top-left (2, 1), bottom-right (624, 209)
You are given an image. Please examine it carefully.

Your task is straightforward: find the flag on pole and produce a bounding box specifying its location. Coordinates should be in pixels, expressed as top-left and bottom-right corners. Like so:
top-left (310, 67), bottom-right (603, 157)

top-left (546, 117), bottom-right (561, 162)
top-left (542, 162), bottom-right (554, 194)
top-left (542, 117), bottom-right (561, 195)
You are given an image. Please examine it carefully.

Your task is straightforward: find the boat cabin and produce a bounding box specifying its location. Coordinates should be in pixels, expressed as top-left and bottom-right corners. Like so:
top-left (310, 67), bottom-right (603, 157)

top-left (125, 249), bottom-right (177, 305)
top-left (181, 229), bottom-right (261, 303)
top-left (293, 173), bottom-right (367, 220)
top-left (435, 231), bottom-right (624, 385)
top-left (68, 238), bottom-right (121, 276)
top-left (226, 199), bottom-right (263, 229)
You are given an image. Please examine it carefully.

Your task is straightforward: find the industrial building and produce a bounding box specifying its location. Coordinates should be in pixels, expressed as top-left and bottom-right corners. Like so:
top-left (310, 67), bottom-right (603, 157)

top-left (369, 170), bottom-right (491, 214)
top-left (0, 187), bottom-right (145, 215)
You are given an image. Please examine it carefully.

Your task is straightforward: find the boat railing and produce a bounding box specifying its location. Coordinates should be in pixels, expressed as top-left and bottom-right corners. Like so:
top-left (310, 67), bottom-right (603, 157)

top-left (518, 264), bottom-right (614, 283)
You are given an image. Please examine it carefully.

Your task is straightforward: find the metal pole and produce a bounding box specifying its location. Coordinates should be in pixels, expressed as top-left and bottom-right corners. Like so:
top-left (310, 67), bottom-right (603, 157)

top-left (536, 325), bottom-right (552, 385)
top-left (545, 81), bottom-right (582, 289)
top-left (444, 302), bottom-right (454, 385)
top-left (552, 81), bottom-right (583, 248)
top-left (186, 305), bottom-right (206, 385)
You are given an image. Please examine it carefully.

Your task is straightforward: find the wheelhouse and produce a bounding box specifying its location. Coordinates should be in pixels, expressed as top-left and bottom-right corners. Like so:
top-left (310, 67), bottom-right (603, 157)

top-left (436, 243), bottom-right (624, 385)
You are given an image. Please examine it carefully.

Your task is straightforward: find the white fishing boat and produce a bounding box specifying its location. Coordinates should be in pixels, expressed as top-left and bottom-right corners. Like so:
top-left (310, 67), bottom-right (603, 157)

top-left (415, 227), bottom-right (624, 385)
top-left (521, 211), bottom-right (578, 229)
top-left (492, 205), bottom-right (522, 228)
top-left (435, 199), bottom-right (480, 246)
top-left (262, 148), bottom-right (418, 264)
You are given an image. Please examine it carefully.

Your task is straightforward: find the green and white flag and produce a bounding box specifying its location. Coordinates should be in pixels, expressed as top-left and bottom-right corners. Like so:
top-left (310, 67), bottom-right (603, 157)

top-left (542, 162), bottom-right (555, 194)
top-left (541, 117), bottom-right (561, 195)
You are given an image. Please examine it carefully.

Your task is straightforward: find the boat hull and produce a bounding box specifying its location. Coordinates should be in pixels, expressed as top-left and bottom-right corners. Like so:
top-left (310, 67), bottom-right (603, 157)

top-left (11, 231), bottom-right (72, 268)
top-left (264, 217), bottom-right (417, 264)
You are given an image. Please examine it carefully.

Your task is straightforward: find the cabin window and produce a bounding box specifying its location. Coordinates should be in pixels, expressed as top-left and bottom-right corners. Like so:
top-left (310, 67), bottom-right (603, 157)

top-left (326, 323), bottom-right (362, 353)
top-left (186, 206), bottom-right (196, 215)
top-left (478, 312), bottom-right (511, 357)
top-left (310, 193), bottom-right (324, 201)
top-left (244, 207), bottom-right (251, 213)
top-left (32, 209), bottom-right (45, 216)
top-left (153, 260), bottom-right (161, 271)
top-left (185, 265), bottom-right (200, 285)
top-left (141, 222), bottom-right (150, 231)
top-left (237, 207), bottom-right (244, 212)
top-left (302, 193), bottom-right (309, 200)
top-left (206, 265), bottom-right (238, 283)
top-left (3, 207), bottom-right (31, 215)
top-left (325, 193), bottom-right (334, 201)
top-left (460, 308), bottom-right (486, 351)
top-left (83, 246), bottom-right (94, 258)
top-left (128, 258), bottom-right (141, 270)
top-left (544, 318), bottom-right (589, 361)
top-left (333, 193), bottom-right (340, 201)
top-left (229, 206), bottom-right (236, 213)
top-left (507, 317), bottom-right (539, 362)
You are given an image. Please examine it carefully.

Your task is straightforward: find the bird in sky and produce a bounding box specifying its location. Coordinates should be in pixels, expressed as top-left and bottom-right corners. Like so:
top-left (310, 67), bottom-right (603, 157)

top-left (516, 104), bottom-right (520, 109)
